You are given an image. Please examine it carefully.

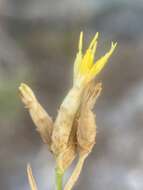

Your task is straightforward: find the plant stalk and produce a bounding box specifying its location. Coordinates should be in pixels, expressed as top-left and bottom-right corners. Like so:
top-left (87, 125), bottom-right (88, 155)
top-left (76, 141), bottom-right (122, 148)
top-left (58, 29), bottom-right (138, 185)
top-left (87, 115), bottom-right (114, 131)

top-left (56, 167), bottom-right (64, 190)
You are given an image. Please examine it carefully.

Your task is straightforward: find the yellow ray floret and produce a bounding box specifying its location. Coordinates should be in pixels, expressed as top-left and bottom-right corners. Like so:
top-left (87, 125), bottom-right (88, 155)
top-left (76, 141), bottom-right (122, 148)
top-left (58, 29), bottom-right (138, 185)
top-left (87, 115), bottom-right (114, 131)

top-left (74, 32), bottom-right (117, 85)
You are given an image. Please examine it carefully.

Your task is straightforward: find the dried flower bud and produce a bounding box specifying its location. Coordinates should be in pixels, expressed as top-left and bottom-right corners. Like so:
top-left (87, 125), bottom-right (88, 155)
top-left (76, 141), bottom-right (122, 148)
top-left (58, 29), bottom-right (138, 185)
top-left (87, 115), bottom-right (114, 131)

top-left (51, 32), bottom-right (116, 156)
top-left (51, 86), bottom-right (83, 155)
top-left (64, 82), bottom-right (102, 190)
top-left (19, 32), bottom-right (117, 190)
top-left (19, 83), bottom-right (53, 146)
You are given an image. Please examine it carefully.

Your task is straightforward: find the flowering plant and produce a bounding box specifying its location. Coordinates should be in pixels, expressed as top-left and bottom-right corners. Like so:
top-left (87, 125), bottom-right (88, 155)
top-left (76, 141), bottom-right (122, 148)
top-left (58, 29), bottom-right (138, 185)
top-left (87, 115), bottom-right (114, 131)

top-left (19, 32), bottom-right (117, 190)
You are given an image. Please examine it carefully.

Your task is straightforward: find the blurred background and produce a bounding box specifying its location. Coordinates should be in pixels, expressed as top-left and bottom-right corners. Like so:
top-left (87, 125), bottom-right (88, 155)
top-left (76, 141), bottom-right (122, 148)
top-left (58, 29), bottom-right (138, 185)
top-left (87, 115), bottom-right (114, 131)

top-left (0, 0), bottom-right (143, 189)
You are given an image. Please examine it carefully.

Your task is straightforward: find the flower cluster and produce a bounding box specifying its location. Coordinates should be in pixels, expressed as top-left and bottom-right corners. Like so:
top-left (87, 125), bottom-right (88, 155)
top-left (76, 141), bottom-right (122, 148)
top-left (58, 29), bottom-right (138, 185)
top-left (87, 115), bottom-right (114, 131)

top-left (19, 32), bottom-right (117, 190)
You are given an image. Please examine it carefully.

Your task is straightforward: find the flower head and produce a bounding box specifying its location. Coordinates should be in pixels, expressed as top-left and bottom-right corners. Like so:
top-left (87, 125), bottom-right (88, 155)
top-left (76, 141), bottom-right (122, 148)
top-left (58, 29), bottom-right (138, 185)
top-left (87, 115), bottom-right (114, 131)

top-left (74, 32), bottom-right (117, 86)
top-left (19, 32), bottom-right (118, 190)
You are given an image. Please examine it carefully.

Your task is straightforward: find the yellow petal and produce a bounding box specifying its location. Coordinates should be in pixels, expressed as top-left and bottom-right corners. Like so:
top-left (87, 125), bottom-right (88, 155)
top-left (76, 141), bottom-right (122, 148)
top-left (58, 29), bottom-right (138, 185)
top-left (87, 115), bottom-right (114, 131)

top-left (79, 33), bottom-right (99, 75)
top-left (88, 32), bottom-right (99, 49)
top-left (78, 31), bottom-right (83, 52)
top-left (73, 32), bottom-right (83, 81)
top-left (87, 42), bottom-right (117, 81)
top-left (79, 49), bottom-right (93, 74)
top-left (92, 41), bottom-right (98, 57)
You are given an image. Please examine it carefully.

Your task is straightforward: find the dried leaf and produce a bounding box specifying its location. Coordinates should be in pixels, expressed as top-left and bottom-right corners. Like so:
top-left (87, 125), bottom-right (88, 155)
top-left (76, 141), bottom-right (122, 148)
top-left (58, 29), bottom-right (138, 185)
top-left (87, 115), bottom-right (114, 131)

top-left (27, 164), bottom-right (38, 190)
top-left (77, 82), bottom-right (102, 153)
top-left (64, 153), bottom-right (88, 190)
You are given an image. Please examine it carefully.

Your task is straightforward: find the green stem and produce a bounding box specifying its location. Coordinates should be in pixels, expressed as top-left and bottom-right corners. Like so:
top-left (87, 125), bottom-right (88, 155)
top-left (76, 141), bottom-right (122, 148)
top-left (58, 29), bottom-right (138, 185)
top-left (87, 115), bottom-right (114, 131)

top-left (56, 167), bottom-right (64, 190)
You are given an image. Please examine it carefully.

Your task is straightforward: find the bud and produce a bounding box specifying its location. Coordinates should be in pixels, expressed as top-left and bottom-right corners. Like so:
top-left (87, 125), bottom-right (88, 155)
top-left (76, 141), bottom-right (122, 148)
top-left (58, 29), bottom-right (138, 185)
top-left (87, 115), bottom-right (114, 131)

top-left (51, 86), bottom-right (83, 155)
top-left (52, 32), bottom-right (116, 156)
top-left (19, 83), bottom-right (53, 146)
top-left (64, 82), bottom-right (102, 190)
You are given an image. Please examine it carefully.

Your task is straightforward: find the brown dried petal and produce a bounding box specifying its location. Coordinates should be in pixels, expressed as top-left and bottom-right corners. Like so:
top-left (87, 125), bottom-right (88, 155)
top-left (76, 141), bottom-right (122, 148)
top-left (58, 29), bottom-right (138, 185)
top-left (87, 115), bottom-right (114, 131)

top-left (77, 82), bottom-right (102, 153)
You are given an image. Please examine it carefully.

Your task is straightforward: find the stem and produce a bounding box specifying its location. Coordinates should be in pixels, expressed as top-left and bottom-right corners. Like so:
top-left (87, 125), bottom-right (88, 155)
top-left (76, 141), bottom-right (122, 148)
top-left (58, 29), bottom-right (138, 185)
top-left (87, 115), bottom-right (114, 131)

top-left (56, 167), bottom-right (64, 190)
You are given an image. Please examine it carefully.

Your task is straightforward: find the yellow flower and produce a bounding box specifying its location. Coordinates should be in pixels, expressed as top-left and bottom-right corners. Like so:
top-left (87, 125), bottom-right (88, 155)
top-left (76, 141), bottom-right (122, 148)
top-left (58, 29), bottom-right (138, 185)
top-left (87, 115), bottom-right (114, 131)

top-left (74, 32), bottom-right (117, 86)
top-left (19, 32), bottom-right (118, 190)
